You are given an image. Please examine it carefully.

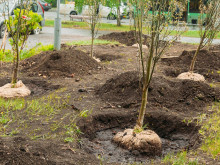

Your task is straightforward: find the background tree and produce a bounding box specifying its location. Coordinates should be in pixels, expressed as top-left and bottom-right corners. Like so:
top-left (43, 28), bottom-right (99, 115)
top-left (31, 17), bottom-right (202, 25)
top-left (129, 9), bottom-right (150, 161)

top-left (75, 0), bottom-right (102, 57)
top-left (5, 0), bottom-right (42, 84)
top-left (105, 0), bottom-right (127, 26)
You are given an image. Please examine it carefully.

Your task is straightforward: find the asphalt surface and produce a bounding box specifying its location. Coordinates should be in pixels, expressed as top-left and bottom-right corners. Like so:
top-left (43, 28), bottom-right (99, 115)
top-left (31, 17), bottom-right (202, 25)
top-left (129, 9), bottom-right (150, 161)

top-left (1, 27), bottom-right (111, 50)
top-left (45, 11), bottom-right (131, 25)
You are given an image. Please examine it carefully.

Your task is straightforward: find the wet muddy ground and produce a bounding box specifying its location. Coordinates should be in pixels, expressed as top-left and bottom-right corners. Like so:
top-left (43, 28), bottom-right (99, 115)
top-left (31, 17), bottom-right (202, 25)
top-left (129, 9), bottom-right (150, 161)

top-left (0, 31), bottom-right (220, 164)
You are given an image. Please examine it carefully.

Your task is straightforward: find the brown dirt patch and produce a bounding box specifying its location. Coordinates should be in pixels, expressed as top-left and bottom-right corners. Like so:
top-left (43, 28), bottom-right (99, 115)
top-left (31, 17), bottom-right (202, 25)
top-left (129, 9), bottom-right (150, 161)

top-left (162, 49), bottom-right (220, 82)
top-left (0, 136), bottom-right (99, 165)
top-left (0, 41), bottom-right (219, 164)
top-left (21, 49), bottom-right (101, 78)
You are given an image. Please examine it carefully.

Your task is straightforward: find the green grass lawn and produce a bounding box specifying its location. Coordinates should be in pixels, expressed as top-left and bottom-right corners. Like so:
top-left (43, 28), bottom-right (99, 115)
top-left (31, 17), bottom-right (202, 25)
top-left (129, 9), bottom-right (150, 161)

top-left (45, 20), bottom-right (133, 32)
top-left (0, 40), bottom-right (120, 62)
top-left (45, 20), bottom-right (220, 39)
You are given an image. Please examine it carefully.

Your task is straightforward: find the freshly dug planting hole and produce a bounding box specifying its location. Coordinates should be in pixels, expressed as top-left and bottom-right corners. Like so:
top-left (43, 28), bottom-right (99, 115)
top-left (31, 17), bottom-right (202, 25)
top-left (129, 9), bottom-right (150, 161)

top-left (21, 49), bottom-right (101, 78)
top-left (80, 111), bottom-right (199, 163)
top-left (96, 71), bottom-right (220, 114)
top-left (0, 78), bottom-right (59, 96)
top-left (162, 49), bottom-right (220, 82)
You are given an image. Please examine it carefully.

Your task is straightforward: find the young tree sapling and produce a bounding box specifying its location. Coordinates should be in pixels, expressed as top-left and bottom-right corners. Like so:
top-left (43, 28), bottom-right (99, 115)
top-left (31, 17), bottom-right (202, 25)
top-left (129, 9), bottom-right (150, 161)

top-left (178, 0), bottom-right (220, 81)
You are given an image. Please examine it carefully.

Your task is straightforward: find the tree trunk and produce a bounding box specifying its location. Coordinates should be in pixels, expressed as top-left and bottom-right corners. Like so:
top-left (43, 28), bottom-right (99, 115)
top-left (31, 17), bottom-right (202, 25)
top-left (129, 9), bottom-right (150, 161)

top-left (117, 1), bottom-right (121, 26)
top-left (91, 33), bottom-right (94, 57)
top-left (189, 37), bottom-right (204, 72)
top-left (11, 49), bottom-right (19, 84)
top-left (135, 31), bottom-right (155, 129)
top-left (136, 85), bottom-right (148, 128)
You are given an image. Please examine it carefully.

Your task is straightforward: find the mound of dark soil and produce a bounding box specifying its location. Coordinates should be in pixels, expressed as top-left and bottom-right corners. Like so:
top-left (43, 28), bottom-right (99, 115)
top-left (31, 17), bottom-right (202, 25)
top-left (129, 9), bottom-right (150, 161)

top-left (98, 31), bottom-right (149, 46)
top-left (21, 49), bottom-right (101, 78)
top-left (96, 71), bottom-right (142, 106)
top-left (96, 71), bottom-right (220, 113)
top-left (162, 49), bottom-right (220, 81)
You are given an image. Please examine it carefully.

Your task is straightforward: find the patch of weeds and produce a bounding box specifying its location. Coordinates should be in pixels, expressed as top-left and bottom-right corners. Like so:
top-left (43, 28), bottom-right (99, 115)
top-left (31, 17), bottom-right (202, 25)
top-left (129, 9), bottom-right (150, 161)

top-left (133, 124), bottom-right (148, 134)
top-left (0, 98), bottom-right (25, 135)
top-left (26, 91), bottom-right (69, 117)
top-left (128, 58), bottom-right (133, 62)
top-left (209, 82), bottom-right (220, 88)
top-left (64, 137), bottom-right (75, 143)
top-left (30, 133), bottom-right (42, 140)
top-left (79, 108), bottom-right (93, 118)
top-left (0, 98), bottom-right (25, 111)
top-left (97, 154), bottom-right (105, 165)
top-left (67, 39), bottom-right (121, 46)
top-left (199, 102), bottom-right (220, 158)
top-left (0, 112), bottom-right (10, 125)
top-left (162, 151), bottom-right (199, 165)
top-left (64, 123), bottom-right (83, 143)
top-left (63, 107), bottom-right (93, 143)
top-left (9, 129), bottom-right (19, 136)
top-left (209, 83), bottom-right (215, 88)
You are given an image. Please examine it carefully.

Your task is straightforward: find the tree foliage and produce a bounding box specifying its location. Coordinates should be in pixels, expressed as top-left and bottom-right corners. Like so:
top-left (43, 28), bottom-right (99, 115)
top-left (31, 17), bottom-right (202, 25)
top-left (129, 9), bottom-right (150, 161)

top-left (132, 0), bottom-right (187, 130)
top-left (5, 1), bottom-right (42, 84)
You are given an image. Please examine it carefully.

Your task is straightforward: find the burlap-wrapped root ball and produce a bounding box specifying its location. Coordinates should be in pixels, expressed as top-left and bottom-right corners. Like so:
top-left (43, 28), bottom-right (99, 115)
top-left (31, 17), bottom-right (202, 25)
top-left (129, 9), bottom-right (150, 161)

top-left (177, 72), bottom-right (205, 81)
top-left (0, 80), bottom-right (31, 98)
top-left (113, 129), bottom-right (162, 155)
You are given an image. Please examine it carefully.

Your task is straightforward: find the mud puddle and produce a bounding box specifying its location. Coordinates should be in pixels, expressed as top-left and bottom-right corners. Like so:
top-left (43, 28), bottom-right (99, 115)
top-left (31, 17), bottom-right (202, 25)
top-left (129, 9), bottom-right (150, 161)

top-left (83, 128), bottom-right (191, 163)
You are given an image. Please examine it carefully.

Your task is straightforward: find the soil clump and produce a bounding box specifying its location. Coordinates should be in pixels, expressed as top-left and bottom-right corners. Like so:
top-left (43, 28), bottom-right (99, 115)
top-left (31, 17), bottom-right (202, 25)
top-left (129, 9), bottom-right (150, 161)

top-left (21, 49), bottom-right (101, 78)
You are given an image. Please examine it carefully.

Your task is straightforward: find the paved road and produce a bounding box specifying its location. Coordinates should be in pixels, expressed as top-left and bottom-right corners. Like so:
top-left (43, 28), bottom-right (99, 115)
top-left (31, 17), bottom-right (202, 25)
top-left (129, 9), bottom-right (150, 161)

top-left (1, 27), bottom-right (111, 50)
top-left (45, 11), bottom-right (131, 25)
